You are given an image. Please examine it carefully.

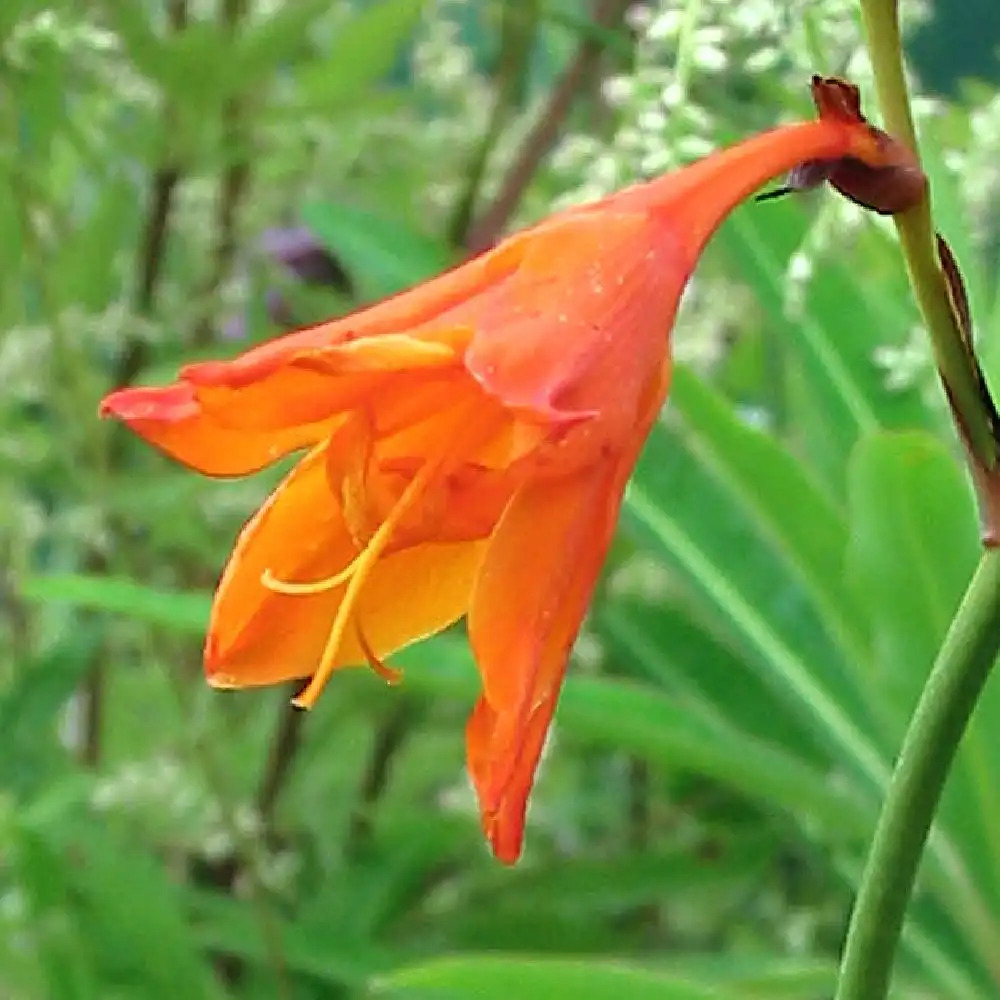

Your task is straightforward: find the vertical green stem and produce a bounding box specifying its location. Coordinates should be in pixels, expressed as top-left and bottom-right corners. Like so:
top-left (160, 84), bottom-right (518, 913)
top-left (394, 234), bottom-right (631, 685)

top-left (857, 0), bottom-right (916, 148)
top-left (841, 2), bottom-right (1000, 994)
top-left (859, 0), bottom-right (998, 470)
top-left (834, 552), bottom-right (1000, 1000)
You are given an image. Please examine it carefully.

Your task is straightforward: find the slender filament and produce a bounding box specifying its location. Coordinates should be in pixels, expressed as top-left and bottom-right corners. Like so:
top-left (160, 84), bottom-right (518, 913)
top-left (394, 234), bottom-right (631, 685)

top-left (260, 558), bottom-right (360, 596)
top-left (282, 403), bottom-right (487, 709)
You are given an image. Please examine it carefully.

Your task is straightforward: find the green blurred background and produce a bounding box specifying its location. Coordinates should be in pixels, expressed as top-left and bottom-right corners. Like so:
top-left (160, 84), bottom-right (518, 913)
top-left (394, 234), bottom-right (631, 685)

top-left (3, 1), bottom-right (1000, 998)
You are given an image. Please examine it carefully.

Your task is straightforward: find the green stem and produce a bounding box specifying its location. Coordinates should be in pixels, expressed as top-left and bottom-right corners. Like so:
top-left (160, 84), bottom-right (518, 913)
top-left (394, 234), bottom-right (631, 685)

top-left (859, 0), bottom-right (998, 471)
top-left (834, 551), bottom-right (1000, 1000)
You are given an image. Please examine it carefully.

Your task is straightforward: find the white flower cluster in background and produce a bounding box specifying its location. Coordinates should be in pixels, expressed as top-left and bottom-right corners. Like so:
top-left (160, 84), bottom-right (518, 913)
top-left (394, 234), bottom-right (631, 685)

top-left (552, 0), bottom-right (872, 207)
top-left (87, 753), bottom-right (297, 890)
top-left (412, 0), bottom-right (480, 101)
top-left (409, 0), bottom-right (515, 220)
top-left (544, 0), bottom-right (872, 365)
top-left (90, 755), bottom-right (217, 837)
top-left (4, 8), bottom-right (117, 66)
top-left (873, 326), bottom-right (935, 393)
top-left (545, 0), bottom-right (970, 385)
top-left (949, 90), bottom-right (1000, 252)
top-left (4, 6), bottom-right (154, 110)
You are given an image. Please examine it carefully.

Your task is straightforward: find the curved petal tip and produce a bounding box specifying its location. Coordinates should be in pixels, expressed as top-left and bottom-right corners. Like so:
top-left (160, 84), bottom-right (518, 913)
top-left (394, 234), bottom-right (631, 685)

top-left (99, 382), bottom-right (199, 422)
top-left (482, 805), bottom-right (527, 865)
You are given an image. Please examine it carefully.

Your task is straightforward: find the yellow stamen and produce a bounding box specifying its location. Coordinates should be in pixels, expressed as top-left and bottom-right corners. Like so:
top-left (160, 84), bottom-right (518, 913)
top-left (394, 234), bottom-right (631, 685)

top-left (261, 559), bottom-right (359, 595)
top-left (356, 619), bottom-right (403, 685)
top-left (290, 406), bottom-right (485, 709)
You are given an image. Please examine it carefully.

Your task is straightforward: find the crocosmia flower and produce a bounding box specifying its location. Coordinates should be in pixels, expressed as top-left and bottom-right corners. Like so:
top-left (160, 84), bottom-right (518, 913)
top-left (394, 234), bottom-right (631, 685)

top-left (101, 79), bottom-right (918, 862)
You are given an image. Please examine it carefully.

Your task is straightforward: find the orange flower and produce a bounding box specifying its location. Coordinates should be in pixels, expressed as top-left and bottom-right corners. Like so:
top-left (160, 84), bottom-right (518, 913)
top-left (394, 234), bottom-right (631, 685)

top-left (100, 79), bottom-right (916, 862)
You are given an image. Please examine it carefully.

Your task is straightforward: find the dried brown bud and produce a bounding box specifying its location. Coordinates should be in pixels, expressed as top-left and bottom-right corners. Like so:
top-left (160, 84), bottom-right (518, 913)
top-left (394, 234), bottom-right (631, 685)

top-left (756, 77), bottom-right (927, 215)
top-left (812, 76), bottom-right (927, 215)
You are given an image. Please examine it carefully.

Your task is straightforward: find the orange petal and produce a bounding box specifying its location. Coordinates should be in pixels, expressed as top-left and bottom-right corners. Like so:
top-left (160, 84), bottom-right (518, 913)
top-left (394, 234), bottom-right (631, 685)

top-left (464, 213), bottom-right (682, 445)
top-left (206, 438), bottom-right (485, 688)
top-left (294, 332), bottom-right (464, 374)
top-left (373, 456), bottom-right (534, 547)
top-left (607, 115), bottom-right (887, 255)
top-left (210, 540), bottom-right (485, 688)
top-left (205, 442), bottom-right (357, 684)
top-left (321, 391), bottom-right (519, 550)
top-left (102, 338), bottom-right (477, 474)
top-left (466, 454), bottom-right (632, 862)
top-left (189, 366), bottom-right (390, 432)
top-left (377, 390), bottom-right (547, 473)
top-left (180, 252), bottom-right (510, 389)
top-left (466, 693), bottom-right (556, 864)
top-left (99, 382), bottom-right (334, 476)
top-left (465, 357), bottom-right (669, 863)
top-left (348, 539), bottom-right (484, 664)
top-left (184, 332), bottom-right (466, 432)
top-left (185, 332), bottom-right (460, 391)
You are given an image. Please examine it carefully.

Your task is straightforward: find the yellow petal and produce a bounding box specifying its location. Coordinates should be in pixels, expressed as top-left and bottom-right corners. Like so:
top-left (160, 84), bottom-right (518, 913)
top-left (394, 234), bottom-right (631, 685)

top-left (205, 443), bottom-right (356, 685)
top-left (206, 439), bottom-right (485, 688)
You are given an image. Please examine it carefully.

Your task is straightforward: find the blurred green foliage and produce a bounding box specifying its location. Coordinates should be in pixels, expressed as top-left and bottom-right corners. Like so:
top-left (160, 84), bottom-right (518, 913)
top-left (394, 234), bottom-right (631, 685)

top-left (3, 1), bottom-right (1000, 998)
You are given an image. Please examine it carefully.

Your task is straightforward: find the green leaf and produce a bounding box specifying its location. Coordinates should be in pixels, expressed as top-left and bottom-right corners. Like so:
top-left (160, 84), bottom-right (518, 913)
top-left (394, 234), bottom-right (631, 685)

top-left (190, 890), bottom-right (389, 987)
top-left (396, 639), bottom-right (872, 839)
top-left (112, 12), bottom-right (233, 105)
top-left (12, 32), bottom-right (67, 173)
top-left (622, 414), bottom-right (887, 793)
top-left (655, 956), bottom-right (837, 999)
top-left (51, 179), bottom-right (137, 309)
top-left (669, 366), bottom-right (865, 659)
top-left (96, 0), bottom-right (164, 83)
top-left (10, 824), bottom-right (101, 999)
top-left (377, 955), bottom-right (746, 1000)
top-left (846, 431), bottom-right (977, 709)
top-left (718, 200), bottom-right (930, 488)
top-left (18, 574), bottom-right (210, 634)
top-left (302, 200), bottom-right (454, 301)
top-left (597, 599), bottom-right (823, 759)
top-left (556, 675), bottom-right (871, 839)
top-left (0, 0), bottom-right (38, 39)
top-left (299, 813), bottom-right (471, 941)
top-left (458, 839), bottom-right (775, 917)
top-left (0, 631), bottom-right (98, 797)
top-left (13, 816), bottom-right (221, 1000)
top-left (234, 0), bottom-right (337, 84)
top-left (294, 0), bottom-right (426, 109)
